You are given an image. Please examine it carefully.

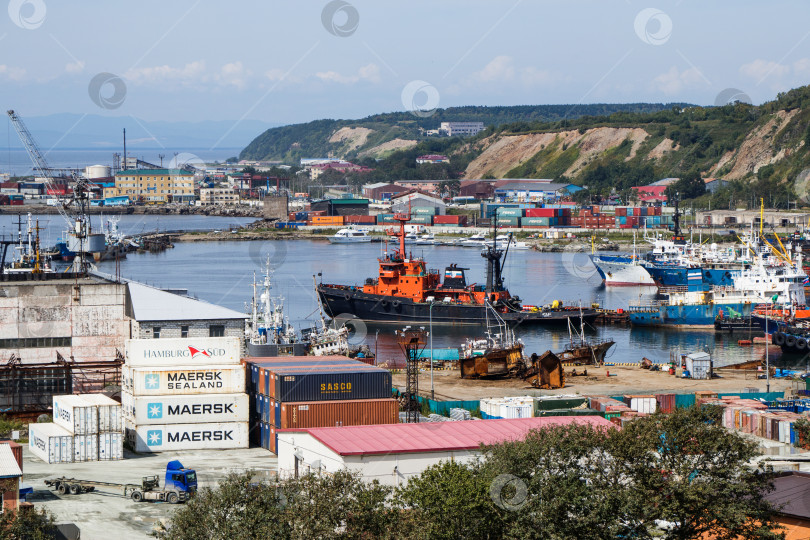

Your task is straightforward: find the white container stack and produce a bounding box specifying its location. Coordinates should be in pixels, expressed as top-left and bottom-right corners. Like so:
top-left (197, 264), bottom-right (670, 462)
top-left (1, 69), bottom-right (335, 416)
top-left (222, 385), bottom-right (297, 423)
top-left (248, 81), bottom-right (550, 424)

top-left (123, 337), bottom-right (249, 453)
top-left (29, 393), bottom-right (123, 464)
top-left (29, 423), bottom-right (73, 464)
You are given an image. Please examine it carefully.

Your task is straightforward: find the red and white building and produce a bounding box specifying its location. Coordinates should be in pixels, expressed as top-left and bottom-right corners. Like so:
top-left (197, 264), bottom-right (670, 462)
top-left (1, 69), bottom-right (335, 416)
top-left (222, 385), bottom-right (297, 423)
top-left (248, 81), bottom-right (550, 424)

top-left (416, 154), bottom-right (449, 164)
top-left (276, 416), bottom-right (613, 486)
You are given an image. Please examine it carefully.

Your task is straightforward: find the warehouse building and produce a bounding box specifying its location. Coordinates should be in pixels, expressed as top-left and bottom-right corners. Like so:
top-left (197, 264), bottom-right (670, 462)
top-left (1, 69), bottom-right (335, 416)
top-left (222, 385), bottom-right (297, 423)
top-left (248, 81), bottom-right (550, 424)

top-left (125, 282), bottom-right (246, 342)
top-left (276, 416), bottom-right (613, 486)
top-left (391, 191), bottom-right (445, 215)
top-left (362, 183), bottom-right (409, 202)
top-left (696, 210), bottom-right (810, 229)
top-left (309, 198), bottom-right (370, 217)
top-left (110, 169), bottom-right (195, 203)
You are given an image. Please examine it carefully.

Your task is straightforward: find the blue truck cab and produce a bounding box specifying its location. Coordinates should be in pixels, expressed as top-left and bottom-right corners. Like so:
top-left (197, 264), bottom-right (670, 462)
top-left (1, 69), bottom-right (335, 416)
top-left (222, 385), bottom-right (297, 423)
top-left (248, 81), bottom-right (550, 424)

top-left (165, 460), bottom-right (198, 495)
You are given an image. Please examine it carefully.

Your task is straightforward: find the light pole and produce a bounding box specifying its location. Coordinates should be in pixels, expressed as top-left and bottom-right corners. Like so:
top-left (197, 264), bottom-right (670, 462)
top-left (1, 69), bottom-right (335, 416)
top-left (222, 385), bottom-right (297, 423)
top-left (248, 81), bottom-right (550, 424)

top-left (429, 300), bottom-right (435, 400)
top-left (766, 301), bottom-right (770, 393)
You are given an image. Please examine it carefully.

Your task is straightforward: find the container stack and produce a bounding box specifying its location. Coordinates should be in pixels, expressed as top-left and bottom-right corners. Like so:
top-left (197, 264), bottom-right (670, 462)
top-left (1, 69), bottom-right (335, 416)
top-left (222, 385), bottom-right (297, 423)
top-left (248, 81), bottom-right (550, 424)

top-left (122, 337), bottom-right (249, 453)
top-left (480, 397), bottom-right (534, 419)
top-left (244, 356), bottom-right (397, 454)
top-left (29, 393), bottom-right (123, 464)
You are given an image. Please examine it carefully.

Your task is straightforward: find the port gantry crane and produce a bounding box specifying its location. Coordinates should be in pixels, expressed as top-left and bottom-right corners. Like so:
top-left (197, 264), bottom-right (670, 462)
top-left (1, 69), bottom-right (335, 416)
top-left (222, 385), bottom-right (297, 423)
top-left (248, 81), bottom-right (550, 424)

top-left (6, 109), bottom-right (92, 273)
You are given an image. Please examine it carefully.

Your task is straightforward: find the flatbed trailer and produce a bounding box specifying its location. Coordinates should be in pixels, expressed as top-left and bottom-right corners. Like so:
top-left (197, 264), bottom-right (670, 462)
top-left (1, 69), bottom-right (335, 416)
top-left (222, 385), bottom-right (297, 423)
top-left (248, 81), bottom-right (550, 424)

top-left (44, 474), bottom-right (189, 504)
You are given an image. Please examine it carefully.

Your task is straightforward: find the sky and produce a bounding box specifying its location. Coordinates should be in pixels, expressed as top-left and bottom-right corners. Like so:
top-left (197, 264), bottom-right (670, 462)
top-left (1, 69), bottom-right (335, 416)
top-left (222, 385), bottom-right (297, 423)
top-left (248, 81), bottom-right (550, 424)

top-left (1, 0), bottom-right (810, 129)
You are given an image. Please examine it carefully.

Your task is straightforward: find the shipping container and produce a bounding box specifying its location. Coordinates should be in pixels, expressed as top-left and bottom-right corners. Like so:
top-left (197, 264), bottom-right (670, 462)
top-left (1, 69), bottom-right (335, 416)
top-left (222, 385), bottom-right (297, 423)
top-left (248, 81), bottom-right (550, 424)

top-left (126, 421), bottom-right (249, 452)
top-left (525, 208), bottom-right (555, 218)
top-left (259, 422), bottom-right (277, 453)
top-left (80, 394), bottom-right (122, 433)
top-left (412, 207), bottom-right (437, 215)
top-left (495, 208), bottom-right (524, 217)
top-left (125, 337), bottom-right (242, 367)
top-left (52, 395), bottom-right (98, 435)
top-left (520, 217), bottom-right (550, 226)
top-left (98, 432), bottom-right (124, 461)
top-left (73, 434), bottom-right (98, 462)
top-left (29, 423), bottom-right (74, 464)
top-left (122, 392), bottom-right (250, 425)
top-left (271, 398), bottom-right (399, 429)
top-left (122, 365), bottom-right (246, 396)
top-left (272, 368), bottom-right (392, 402)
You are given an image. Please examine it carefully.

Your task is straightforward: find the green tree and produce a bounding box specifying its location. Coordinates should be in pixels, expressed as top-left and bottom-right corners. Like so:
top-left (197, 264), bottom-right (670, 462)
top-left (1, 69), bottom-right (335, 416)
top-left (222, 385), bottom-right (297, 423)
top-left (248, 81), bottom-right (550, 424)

top-left (438, 179), bottom-right (461, 198)
top-left (613, 405), bottom-right (782, 540)
top-left (395, 460), bottom-right (502, 540)
top-left (0, 507), bottom-right (57, 540)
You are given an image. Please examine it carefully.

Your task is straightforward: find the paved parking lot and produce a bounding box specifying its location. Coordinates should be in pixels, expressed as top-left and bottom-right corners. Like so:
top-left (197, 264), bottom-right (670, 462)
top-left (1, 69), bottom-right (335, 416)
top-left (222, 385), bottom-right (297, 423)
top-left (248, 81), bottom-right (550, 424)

top-left (22, 446), bottom-right (277, 539)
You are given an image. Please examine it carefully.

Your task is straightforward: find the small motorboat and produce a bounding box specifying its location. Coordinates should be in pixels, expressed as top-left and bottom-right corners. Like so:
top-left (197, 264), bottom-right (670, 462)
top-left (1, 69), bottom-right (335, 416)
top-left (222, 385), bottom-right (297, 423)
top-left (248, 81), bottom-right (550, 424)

top-left (328, 227), bottom-right (372, 244)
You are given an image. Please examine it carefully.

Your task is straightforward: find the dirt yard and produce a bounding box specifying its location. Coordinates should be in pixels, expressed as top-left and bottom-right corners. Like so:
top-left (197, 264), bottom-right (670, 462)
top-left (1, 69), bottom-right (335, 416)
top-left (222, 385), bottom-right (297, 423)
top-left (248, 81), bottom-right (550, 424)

top-left (394, 365), bottom-right (795, 401)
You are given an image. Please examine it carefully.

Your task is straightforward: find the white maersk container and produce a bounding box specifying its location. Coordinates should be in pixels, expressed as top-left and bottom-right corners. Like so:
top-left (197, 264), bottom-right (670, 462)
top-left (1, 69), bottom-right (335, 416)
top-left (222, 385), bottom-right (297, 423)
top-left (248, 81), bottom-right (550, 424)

top-left (125, 337), bottom-right (241, 368)
top-left (99, 432), bottom-right (124, 461)
top-left (123, 365), bottom-right (246, 396)
top-left (29, 423), bottom-right (74, 464)
top-left (52, 395), bottom-right (98, 435)
top-left (125, 421), bottom-right (249, 452)
top-left (122, 392), bottom-right (249, 425)
top-left (80, 394), bottom-right (123, 433)
top-left (73, 434), bottom-right (98, 462)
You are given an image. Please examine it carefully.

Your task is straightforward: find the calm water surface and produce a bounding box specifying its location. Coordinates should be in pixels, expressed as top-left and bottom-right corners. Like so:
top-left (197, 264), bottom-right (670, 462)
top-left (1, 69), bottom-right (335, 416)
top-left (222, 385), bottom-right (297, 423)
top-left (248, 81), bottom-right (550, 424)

top-left (87, 239), bottom-right (796, 370)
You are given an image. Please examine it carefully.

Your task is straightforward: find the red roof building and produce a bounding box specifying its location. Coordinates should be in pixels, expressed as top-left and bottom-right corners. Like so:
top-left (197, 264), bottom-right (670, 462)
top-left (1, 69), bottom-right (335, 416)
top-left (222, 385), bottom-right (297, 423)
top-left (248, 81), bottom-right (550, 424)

top-left (276, 416), bottom-right (614, 484)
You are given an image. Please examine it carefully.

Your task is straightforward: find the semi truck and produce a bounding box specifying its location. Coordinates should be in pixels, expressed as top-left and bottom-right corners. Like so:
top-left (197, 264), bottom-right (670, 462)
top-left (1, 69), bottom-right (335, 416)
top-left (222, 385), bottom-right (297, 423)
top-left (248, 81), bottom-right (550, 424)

top-left (45, 460), bottom-right (197, 504)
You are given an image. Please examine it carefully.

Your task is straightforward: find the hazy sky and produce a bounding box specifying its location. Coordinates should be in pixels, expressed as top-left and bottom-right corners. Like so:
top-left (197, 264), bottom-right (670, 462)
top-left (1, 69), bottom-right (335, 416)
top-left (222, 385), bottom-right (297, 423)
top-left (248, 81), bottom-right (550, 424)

top-left (2, 0), bottom-right (809, 125)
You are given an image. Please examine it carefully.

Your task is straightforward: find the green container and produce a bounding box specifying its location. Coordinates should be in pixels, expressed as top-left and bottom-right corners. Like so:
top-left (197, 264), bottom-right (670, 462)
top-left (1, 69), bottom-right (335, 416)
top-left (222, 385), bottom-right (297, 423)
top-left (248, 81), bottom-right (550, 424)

top-left (535, 408), bottom-right (601, 417)
top-left (603, 412), bottom-right (622, 421)
top-left (496, 208), bottom-right (524, 217)
top-left (521, 217), bottom-right (550, 226)
top-left (412, 207), bottom-right (437, 215)
top-left (409, 215), bottom-right (433, 224)
top-left (497, 216), bottom-right (520, 226)
top-left (533, 397), bottom-right (588, 413)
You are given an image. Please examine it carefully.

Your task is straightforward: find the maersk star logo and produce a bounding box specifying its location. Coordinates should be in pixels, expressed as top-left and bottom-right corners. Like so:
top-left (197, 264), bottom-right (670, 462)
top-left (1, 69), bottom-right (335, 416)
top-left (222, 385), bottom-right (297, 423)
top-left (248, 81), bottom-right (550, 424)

top-left (145, 374), bottom-right (159, 389)
top-left (146, 430), bottom-right (162, 446)
top-left (147, 403), bottom-right (162, 419)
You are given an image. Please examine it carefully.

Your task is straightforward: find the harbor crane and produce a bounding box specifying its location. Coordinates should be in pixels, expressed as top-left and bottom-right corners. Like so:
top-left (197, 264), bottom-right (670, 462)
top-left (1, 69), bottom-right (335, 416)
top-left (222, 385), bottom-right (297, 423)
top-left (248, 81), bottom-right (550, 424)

top-left (6, 109), bottom-right (93, 272)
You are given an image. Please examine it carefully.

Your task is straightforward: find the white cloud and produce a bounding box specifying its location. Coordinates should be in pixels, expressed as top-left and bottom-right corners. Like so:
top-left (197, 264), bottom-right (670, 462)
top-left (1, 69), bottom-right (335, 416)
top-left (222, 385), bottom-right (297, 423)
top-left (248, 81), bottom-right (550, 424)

top-left (792, 58), bottom-right (810, 77)
top-left (0, 65), bottom-right (26, 81)
top-left (739, 59), bottom-right (790, 81)
top-left (65, 61), bottom-right (85, 74)
top-left (216, 61), bottom-right (250, 89)
top-left (125, 61), bottom-right (207, 85)
top-left (468, 56), bottom-right (559, 87)
top-left (315, 63), bottom-right (381, 84)
top-left (471, 55), bottom-right (516, 83)
top-left (652, 66), bottom-right (704, 95)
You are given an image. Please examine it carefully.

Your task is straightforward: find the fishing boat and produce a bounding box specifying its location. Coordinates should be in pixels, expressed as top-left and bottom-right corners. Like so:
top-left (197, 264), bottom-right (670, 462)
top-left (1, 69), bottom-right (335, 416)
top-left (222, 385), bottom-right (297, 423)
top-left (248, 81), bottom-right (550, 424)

top-left (590, 234), bottom-right (655, 286)
top-left (328, 227), bottom-right (372, 244)
top-left (556, 311), bottom-right (615, 365)
top-left (317, 212), bottom-right (598, 326)
top-left (3, 214), bottom-right (54, 275)
top-left (629, 253), bottom-right (807, 328)
top-left (459, 304), bottom-right (525, 379)
top-left (245, 259), bottom-right (352, 357)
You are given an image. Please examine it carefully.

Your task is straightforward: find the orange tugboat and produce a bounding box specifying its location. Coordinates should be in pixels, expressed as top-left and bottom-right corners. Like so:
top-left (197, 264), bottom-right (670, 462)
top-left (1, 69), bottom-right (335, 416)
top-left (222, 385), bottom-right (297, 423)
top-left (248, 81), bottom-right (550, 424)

top-left (316, 210), bottom-right (598, 326)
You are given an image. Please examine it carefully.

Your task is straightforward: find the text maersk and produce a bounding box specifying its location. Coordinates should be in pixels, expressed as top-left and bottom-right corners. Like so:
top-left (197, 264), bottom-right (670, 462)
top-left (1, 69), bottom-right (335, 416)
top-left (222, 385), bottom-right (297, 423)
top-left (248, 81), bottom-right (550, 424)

top-left (167, 371), bottom-right (223, 390)
top-left (144, 348), bottom-right (226, 359)
top-left (167, 430), bottom-right (233, 442)
top-left (168, 403), bottom-right (234, 416)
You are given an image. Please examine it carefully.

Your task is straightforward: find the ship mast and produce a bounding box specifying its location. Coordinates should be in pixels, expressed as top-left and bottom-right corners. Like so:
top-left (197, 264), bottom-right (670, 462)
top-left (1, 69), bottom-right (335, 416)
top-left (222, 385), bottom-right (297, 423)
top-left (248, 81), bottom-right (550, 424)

top-left (389, 199), bottom-right (412, 260)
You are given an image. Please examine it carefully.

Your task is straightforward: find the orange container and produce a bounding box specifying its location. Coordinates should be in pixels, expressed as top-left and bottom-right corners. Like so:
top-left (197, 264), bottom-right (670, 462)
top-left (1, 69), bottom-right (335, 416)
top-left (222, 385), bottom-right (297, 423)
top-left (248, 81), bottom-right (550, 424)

top-left (275, 398), bottom-right (399, 429)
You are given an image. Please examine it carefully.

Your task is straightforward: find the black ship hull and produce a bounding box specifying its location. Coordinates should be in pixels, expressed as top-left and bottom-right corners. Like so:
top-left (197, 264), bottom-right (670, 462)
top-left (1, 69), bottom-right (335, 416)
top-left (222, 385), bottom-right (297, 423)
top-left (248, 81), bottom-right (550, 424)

top-left (318, 285), bottom-right (599, 326)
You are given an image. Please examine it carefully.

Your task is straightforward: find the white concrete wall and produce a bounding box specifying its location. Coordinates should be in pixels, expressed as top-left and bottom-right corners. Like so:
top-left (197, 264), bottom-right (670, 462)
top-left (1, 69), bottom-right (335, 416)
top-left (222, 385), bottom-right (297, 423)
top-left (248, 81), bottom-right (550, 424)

top-left (276, 432), bottom-right (479, 487)
top-left (0, 280), bottom-right (128, 364)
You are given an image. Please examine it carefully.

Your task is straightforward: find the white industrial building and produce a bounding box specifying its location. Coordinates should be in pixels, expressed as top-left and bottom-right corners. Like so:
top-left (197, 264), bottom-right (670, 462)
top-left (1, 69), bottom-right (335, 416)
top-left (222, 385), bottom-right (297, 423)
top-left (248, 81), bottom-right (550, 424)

top-left (439, 122), bottom-right (485, 137)
top-left (391, 191), bottom-right (446, 215)
top-left (276, 416), bottom-right (613, 486)
top-left (126, 282), bottom-right (247, 342)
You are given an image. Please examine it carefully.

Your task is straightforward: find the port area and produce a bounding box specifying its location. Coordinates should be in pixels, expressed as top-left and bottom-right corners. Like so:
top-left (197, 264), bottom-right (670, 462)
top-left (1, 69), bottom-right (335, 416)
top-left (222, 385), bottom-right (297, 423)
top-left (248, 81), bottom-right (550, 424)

top-left (395, 365), bottom-right (794, 400)
top-left (23, 446), bottom-right (276, 540)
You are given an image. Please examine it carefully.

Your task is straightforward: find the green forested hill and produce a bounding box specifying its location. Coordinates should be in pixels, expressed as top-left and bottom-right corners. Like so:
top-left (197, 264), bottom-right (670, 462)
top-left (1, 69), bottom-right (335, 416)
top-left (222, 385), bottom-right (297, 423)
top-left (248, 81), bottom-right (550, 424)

top-left (239, 103), bottom-right (689, 163)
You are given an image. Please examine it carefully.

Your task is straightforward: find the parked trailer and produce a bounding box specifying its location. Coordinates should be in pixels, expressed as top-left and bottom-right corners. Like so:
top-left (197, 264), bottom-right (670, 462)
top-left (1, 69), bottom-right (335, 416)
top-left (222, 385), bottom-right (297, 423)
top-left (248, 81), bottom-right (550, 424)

top-left (44, 460), bottom-right (197, 504)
